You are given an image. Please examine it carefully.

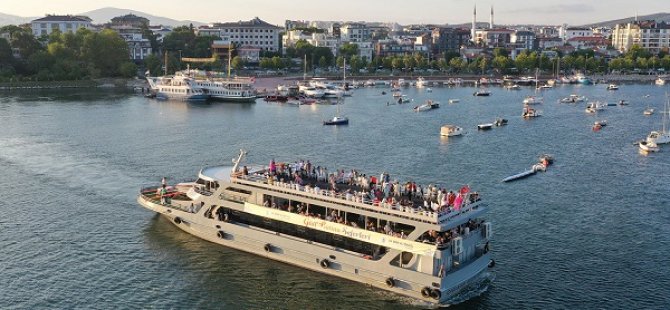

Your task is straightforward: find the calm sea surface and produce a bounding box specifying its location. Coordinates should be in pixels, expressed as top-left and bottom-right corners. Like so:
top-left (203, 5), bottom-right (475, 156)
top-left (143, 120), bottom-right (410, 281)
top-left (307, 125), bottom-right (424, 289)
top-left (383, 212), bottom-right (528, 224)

top-left (1, 82), bottom-right (669, 309)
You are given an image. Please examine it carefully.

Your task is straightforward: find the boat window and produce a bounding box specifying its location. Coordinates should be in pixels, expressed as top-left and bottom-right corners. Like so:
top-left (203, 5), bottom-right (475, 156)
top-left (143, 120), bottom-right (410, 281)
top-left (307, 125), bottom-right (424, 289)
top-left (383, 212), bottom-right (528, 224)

top-left (226, 187), bottom-right (251, 195)
top-left (389, 252), bottom-right (414, 267)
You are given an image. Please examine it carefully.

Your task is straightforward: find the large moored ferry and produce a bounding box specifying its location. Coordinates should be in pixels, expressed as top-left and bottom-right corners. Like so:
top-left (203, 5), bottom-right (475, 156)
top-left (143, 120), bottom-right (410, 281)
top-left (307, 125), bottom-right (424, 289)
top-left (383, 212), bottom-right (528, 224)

top-left (137, 150), bottom-right (494, 306)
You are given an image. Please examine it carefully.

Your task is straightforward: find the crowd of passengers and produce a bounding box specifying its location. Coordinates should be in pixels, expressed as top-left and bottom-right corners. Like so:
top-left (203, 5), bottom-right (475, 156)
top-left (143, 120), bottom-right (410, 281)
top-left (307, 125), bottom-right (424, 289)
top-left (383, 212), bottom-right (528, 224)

top-left (262, 199), bottom-right (409, 239)
top-left (420, 219), bottom-right (485, 246)
top-left (240, 159), bottom-right (481, 214)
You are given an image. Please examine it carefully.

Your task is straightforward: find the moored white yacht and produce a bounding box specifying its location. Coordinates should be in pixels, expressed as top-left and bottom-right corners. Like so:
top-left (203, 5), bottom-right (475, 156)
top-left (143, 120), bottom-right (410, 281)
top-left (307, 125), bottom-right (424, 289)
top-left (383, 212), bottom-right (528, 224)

top-left (137, 150), bottom-right (494, 306)
top-left (146, 73), bottom-right (209, 102)
top-left (646, 97), bottom-right (670, 144)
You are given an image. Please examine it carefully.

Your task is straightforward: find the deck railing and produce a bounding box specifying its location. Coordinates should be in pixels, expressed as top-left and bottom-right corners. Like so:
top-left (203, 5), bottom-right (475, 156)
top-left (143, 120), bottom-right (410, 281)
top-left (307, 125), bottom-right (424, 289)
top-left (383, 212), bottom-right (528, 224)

top-left (232, 174), bottom-right (483, 225)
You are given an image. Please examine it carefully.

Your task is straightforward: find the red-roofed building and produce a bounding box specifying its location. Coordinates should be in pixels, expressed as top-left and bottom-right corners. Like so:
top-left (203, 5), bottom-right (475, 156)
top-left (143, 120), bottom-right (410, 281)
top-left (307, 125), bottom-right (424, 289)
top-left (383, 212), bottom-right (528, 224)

top-left (567, 36), bottom-right (610, 50)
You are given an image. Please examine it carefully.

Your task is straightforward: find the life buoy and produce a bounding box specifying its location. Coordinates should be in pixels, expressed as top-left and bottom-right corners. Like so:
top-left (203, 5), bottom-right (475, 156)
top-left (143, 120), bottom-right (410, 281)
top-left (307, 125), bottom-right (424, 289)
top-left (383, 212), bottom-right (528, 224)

top-left (488, 259), bottom-right (496, 268)
top-left (217, 231), bottom-right (225, 239)
top-left (421, 287), bottom-right (431, 298)
top-left (385, 277), bottom-right (395, 288)
top-left (320, 259), bottom-right (330, 269)
top-left (173, 217), bottom-right (182, 224)
top-left (430, 289), bottom-right (441, 300)
top-left (264, 244), bottom-right (272, 252)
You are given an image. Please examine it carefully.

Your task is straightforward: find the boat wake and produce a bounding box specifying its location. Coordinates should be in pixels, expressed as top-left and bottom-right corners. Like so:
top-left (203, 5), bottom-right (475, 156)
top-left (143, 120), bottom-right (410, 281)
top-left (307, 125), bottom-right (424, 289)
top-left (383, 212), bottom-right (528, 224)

top-left (0, 137), bottom-right (143, 202)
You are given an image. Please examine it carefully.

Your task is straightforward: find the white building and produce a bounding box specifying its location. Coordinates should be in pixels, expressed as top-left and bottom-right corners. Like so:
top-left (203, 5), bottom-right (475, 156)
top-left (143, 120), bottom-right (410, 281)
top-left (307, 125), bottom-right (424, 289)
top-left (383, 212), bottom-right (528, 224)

top-left (199, 17), bottom-right (282, 53)
top-left (31, 15), bottom-right (92, 37)
top-left (612, 21), bottom-right (670, 54)
top-left (560, 26), bottom-right (593, 42)
top-left (341, 23), bottom-right (371, 42)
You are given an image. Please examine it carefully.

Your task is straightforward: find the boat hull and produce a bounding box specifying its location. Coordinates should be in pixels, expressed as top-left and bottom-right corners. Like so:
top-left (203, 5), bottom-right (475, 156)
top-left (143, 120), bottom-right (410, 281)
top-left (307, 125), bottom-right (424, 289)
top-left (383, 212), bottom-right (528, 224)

top-left (137, 196), bottom-right (493, 306)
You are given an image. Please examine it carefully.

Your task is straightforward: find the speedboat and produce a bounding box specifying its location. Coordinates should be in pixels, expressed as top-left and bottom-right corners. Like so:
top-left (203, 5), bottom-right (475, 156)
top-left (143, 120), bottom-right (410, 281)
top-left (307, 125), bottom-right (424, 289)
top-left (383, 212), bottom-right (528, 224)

top-left (506, 84), bottom-right (521, 90)
top-left (592, 120), bottom-right (607, 131)
top-left (323, 116), bottom-right (349, 126)
top-left (414, 100), bottom-right (439, 112)
top-left (560, 94), bottom-right (586, 103)
top-left (607, 84), bottom-right (619, 90)
top-left (644, 108), bottom-right (655, 115)
top-left (440, 125), bottom-right (463, 137)
top-left (585, 102), bottom-right (605, 113)
top-left (522, 107), bottom-right (542, 118)
top-left (477, 123), bottom-right (493, 130)
top-left (494, 117), bottom-right (508, 126)
top-left (473, 90), bottom-right (491, 96)
top-left (448, 99), bottom-right (460, 104)
top-left (639, 141), bottom-right (660, 152)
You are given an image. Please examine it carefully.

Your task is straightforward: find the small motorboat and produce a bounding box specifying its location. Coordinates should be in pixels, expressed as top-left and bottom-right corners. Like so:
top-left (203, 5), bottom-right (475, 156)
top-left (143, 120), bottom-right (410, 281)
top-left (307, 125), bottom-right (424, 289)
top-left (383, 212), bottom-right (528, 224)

top-left (440, 125), bottom-right (463, 137)
top-left (473, 90), bottom-right (491, 96)
top-left (448, 99), bottom-right (460, 104)
top-left (323, 116), bottom-right (349, 126)
top-left (585, 102), bottom-right (605, 114)
top-left (506, 84), bottom-right (521, 90)
top-left (560, 94), bottom-right (586, 103)
top-left (414, 100), bottom-right (439, 112)
top-left (618, 100), bottom-right (629, 106)
top-left (607, 84), bottom-right (619, 90)
top-left (639, 141), bottom-right (659, 152)
top-left (392, 91), bottom-right (402, 97)
top-left (522, 107), bottom-right (542, 118)
top-left (477, 123), bottom-right (493, 130)
top-left (502, 154), bottom-right (553, 182)
top-left (426, 88), bottom-right (432, 93)
top-left (592, 120), bottom-right (607, 131)
top-left (523, 95), bottom-right (543, 105)
top-left (398, 95), bottom-right (411, 104)
top-left (494, 117), bottom-right (508, 126)
top-left (644, 107), bottom-right (654, 115)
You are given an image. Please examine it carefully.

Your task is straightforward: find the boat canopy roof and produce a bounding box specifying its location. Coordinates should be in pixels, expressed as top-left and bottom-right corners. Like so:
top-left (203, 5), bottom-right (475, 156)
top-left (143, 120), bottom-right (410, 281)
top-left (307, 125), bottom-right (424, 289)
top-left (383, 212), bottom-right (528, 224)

top-left (199, 165), bottom-right (234, 182)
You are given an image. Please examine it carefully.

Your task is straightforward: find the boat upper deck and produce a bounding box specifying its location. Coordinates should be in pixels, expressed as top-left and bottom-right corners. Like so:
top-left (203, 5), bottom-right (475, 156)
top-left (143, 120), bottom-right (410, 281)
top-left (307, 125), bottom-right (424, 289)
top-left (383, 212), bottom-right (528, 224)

top-left (228, 162), bottom-right (485, 226)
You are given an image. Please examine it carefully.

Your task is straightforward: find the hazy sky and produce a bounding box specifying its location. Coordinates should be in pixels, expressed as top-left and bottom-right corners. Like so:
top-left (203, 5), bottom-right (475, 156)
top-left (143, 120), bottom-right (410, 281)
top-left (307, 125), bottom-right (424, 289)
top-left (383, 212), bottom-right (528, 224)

top-left (2, 0), bottom-right (667, 25)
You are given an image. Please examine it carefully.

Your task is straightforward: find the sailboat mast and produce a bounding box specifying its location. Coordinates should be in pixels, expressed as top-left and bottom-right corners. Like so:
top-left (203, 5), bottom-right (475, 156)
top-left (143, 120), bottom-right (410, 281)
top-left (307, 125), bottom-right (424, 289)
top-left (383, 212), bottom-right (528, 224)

top-left (343, 58), bottom-right (346, 84)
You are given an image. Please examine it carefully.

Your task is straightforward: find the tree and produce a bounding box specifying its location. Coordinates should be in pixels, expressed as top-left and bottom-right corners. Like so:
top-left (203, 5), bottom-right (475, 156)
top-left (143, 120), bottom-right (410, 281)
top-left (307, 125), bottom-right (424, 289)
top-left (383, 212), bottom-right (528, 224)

top-left (403, 55), bottom-right (415, 71)
top-left (492, 48), bottom-right (508, 58)
top-left (119, 62), bottom-right (138, 78)
top-left (0, 38), bottom-right (12, 64)
top-left (82, 29), bottom-right (131, 77)
top-left (339, 43), bottom-right (359, 60)
top-left (231, 56), bottom-right (244, 70)
top-left (448, 57), bottom-right (465, 72)
top-left (492, 56), bottom-right (511, 73)
top-left (391, 57), bottom-right (403, 71)
top-left (144, 54), bottom-right (162, 76)
top-left (319, 56), bottom-right (327, 68)
top-left (349, 55), bottom-right (362, 73)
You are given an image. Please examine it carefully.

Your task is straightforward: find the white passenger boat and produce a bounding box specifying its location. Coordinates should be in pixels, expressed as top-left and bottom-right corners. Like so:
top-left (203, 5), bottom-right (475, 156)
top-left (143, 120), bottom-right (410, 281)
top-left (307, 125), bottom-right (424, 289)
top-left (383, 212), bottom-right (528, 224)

top-left (192, 76), bottom-right (257, 103)
top-left (440, 125), bottom-right (463, 137)
top-left (146, 73), bottom-right (209, 102)
top-left (137, 150), bottom-right (494, 306)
